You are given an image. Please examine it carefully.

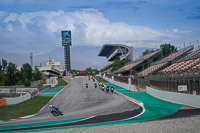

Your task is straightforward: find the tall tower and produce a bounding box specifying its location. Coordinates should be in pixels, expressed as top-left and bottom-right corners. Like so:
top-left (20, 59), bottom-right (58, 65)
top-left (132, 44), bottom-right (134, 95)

top-left (61, 31), bottom-right (72, 71)
top-left (30, 52), bottom-right (33, 68)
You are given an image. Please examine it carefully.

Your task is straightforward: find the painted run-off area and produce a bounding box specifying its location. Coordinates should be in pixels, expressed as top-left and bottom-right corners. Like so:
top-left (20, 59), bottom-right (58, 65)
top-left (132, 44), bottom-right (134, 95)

top-left (41, 88), bottom-right (63, 94)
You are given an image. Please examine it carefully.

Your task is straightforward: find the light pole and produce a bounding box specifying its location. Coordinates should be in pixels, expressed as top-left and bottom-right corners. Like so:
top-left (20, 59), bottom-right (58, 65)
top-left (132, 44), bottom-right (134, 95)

top-left (30, 53), bottom-right (33, 68)
top-left (197, 40), bottom-right (199, 49)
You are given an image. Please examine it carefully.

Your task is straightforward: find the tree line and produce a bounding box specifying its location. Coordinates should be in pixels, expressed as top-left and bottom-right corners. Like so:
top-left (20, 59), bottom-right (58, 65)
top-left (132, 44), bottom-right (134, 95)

top-left (0, 59), bottom-right (43, 86)
top-left (142, 43), bottom-right (177, 57)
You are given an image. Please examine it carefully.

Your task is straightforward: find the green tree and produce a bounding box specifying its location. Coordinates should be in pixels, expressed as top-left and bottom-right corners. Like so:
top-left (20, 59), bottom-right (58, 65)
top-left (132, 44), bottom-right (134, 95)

top-left (160, 43), bottom-right (177, 57)
top-left (2, 59), bottom-right (7, 71)
top-left (63, 70), bottom-right (66, 76)
top-left (0, 72), bottom-right (6, 86)
top-left (85, 68), bottom-right (92, 72)
top-left (0, 60), bottom-right (2, 71)
top-left (5, 62), bottom-right (18, 85)
top-left (111, 59), bottom-right (131, 72)
top-left (33, 67), bottom-right (43, 81)
top-left (21, 63), bottom-right (33, 82)
top-left (143, 49), bottom-right (155, 56)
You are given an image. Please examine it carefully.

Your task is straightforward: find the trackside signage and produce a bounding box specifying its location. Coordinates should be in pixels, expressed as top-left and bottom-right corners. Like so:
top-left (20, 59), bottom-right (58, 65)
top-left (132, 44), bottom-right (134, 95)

top-left (0, 88), bottom-right (37, 93)
top-left (178, 85), bottom-right (187, 91)
top-left (61, 30), bottom-right (72, 46)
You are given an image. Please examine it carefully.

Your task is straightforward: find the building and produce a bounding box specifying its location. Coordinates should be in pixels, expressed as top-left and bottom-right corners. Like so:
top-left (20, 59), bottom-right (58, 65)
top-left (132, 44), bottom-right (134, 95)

top-left (38, 59), bottom-right (64, 77)
top-left (98, 44), bottom-right (133, 72)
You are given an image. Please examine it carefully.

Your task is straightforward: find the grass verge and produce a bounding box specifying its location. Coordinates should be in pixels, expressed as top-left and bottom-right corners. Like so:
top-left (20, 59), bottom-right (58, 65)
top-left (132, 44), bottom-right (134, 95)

top-left (0, 96), bottom-right (52, 120)
top-left (94, 76), bottom-right (108, 83)
top-left (54, 78), bottom-right (68, 88)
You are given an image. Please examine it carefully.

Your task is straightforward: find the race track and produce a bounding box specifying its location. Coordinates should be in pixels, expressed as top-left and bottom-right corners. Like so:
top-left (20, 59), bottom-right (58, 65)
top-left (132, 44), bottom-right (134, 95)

top-left (0, 77), bottom-right (141, 132)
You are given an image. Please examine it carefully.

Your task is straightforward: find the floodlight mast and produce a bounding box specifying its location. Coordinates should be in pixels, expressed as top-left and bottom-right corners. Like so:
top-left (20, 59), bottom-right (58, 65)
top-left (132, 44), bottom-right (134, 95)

top-left (30, 52), bottom-right (33, 68)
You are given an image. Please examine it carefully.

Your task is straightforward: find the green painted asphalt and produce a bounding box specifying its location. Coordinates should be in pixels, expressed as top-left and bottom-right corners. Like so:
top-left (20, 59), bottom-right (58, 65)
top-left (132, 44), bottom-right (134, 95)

top-left (3, 82), bottom-right (182, 132)
top-left (41, 88), bottom-right (62, 94)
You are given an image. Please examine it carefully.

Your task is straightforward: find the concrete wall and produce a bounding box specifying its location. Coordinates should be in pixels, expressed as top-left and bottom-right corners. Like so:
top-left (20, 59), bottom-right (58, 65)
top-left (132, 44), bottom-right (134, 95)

top-left (103, 76), bottom-right (137, 92)
top-left (6, 93), bottom-right (31, 105)
top-left (45, 77), bottom-right (58, 87)
top-left (146, 86), bottom-right (200, 108)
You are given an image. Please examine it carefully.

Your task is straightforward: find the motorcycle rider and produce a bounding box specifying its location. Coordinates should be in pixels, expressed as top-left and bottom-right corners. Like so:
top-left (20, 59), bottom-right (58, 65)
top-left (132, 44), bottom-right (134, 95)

top-left (86, 83), bottom-right (88, 88)
top-left (110, 85), bottom-right (114, 93)
top-left (94, 83), bottom-right (97, 88)
top-left (106, 85), bottom-right (109, 93)
top-left (102, 84), bottom-right (105, 91)
top-left (49, 105), bottom-right (60, 116)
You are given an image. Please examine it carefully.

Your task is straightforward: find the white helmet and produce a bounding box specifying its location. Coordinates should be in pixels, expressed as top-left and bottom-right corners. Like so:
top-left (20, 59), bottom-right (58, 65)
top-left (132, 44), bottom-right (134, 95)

top-left (49, 105), bottom-right (52, 108)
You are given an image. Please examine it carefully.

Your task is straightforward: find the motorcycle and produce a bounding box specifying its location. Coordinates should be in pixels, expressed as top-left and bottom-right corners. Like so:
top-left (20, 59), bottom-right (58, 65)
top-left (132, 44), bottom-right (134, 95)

top-left (50, 107), bottom-right (63, 116)
top-left (106, 86), bottom-right (109, 93)
top-left (102, 86), bottom-right (105, 91)
top-left (86, 83), bottom-right (88, 88)
top-left (94, 83), bottom-right (97, 88)
top-left (111, 87), bottom-right (114, 93)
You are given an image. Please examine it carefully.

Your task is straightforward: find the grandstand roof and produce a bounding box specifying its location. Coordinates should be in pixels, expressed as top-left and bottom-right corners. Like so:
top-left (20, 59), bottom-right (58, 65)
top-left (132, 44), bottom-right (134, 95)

top-left (98, 44), bottom-right (130, 57)
top-left (114, 49), bottom-right (161, 74)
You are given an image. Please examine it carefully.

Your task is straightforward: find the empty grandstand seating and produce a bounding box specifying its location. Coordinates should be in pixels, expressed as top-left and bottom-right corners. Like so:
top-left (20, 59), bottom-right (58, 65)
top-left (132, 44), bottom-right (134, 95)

top-left (138, 46), bottom-right (193, 76)
top-left (138, 49), bottom-right (161, 60)
top-left (117, 60), bottom-right (143, 72)
top-left (139, 62), bottom-right (167, 76)
top-left (114, 49), bottom-right (161, 73)
top-left (161, 46), bottom-right (193, 63)
top-left (179, 48), bottom-right (200, 61)
top-left (161, 58), bottom-right (200, 74)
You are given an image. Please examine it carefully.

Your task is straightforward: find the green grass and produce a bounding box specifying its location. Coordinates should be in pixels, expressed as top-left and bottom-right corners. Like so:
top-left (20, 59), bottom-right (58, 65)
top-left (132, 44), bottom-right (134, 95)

top-left (54, 78), bottom-right (68, 88)
top-left (0, 96), bottom-right (52, 120)
top-left (94, 76), bottom-right (108, 83)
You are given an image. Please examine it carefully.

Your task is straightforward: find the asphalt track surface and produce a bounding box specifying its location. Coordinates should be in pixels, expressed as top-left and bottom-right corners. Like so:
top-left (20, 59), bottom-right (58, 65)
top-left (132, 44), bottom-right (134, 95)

top-left (0, 77), bottom-right (141, 132)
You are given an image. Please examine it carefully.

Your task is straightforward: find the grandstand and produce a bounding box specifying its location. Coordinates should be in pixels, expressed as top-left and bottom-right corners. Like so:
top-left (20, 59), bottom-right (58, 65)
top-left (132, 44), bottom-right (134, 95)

top-left (98, 44), bottom-right (133, 72)
top-left (114, 49), bottom-right (162, 75)
top-left (138, 45), bottom-right (194, 76)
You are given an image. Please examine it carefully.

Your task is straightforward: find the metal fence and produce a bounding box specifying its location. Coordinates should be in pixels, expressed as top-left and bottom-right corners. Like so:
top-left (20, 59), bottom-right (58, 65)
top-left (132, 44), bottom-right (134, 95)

top-left (148, 72), bottom-right (200, 95)
top-left (105, 72), bottom-right (200, 95)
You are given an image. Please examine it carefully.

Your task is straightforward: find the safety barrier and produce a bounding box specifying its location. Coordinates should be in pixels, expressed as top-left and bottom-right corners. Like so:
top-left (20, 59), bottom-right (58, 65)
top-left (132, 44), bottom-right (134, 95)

top-left (103, 75), bottom-right (137, 92)
top-left (146, 86), bottom-right (200, 108)
top-left (5, 93), bottom-right (31, 105)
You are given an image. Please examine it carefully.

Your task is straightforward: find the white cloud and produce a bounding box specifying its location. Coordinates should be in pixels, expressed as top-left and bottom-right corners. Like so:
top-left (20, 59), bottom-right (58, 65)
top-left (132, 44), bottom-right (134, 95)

top-left (0, 9), bottom-right (198, 54)
top-left (173, 28), bottom-right (178, 33)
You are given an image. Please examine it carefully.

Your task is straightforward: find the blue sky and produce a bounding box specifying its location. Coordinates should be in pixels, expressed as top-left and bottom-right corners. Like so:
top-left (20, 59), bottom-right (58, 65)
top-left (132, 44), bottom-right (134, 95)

top-left (0, 0), bottom-right (200, 69)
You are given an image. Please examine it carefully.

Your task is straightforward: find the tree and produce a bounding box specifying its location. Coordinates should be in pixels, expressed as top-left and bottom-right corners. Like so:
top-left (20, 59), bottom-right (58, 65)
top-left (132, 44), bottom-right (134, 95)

top-left (0, 60), bottom-right (2, 71)
top-left (142, 49), bottom-right (155, 56)
top-left (63, 70), bottom-right (66, 76)
top-left (5, 62), bottom-right (18, 85)
top-left (111, 59), bottom-right (131, 72)
top-left (160, 43), bottom-right (177, 57)
top-left (85, 68), bottom-right (93, 72)
top-left (2, 59), bottom-right (7, 71)
top-left (21, 63), bottom-right (33, 82)
top-left (33, 67), bottom-right (43, 81)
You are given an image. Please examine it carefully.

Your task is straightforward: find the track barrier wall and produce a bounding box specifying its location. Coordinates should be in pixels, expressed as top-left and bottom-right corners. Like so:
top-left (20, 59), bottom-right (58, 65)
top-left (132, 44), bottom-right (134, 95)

top-left (5, 93), bottom-right (31, 105)
top-left (147, 86), bottom-right (200, 108)
top-left (103, 75), bottom-right (137, 92)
